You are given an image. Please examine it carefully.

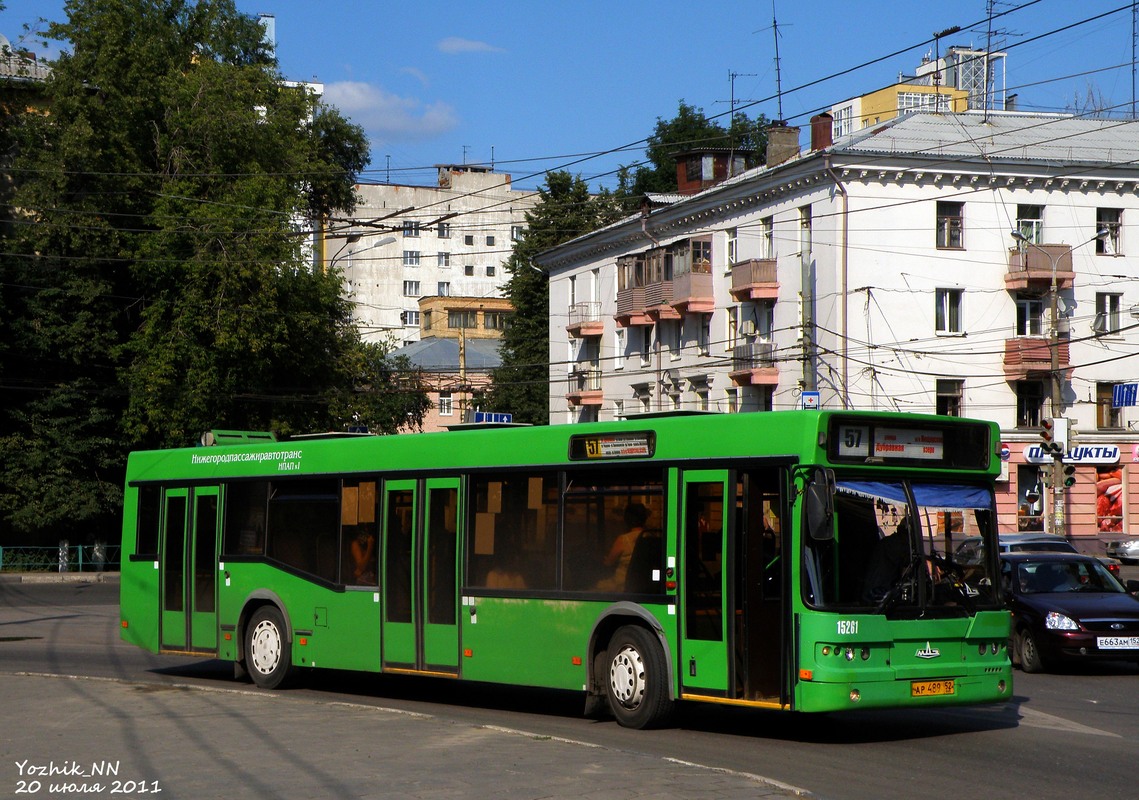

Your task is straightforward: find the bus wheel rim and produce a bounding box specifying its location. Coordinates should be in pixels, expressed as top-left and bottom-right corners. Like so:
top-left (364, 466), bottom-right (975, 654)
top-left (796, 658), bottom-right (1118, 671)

top-left (250, 619), bottom-right (281, 675)
top-left (610, 645), bottom-right (646, 708)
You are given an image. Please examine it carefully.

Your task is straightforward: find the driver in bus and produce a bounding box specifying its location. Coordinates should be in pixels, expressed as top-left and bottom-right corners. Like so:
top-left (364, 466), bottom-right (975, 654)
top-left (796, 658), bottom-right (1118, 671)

top-left (862, 518), bottom-right (913, 603)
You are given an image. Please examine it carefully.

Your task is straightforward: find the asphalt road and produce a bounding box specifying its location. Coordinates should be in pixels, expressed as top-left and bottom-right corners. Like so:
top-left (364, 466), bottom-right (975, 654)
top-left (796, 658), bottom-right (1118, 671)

top-left (1, 578), bottom-right (1137, 800)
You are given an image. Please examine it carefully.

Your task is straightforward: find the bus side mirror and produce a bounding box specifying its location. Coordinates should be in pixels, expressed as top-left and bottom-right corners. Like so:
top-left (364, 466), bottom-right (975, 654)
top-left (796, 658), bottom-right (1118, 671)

top-left (805, 468), bottom-right (835, 542)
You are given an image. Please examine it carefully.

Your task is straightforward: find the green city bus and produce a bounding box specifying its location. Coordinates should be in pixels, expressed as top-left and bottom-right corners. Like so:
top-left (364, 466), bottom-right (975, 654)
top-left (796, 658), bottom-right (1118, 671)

top-left (119, 410), bottom-right (1012, 728)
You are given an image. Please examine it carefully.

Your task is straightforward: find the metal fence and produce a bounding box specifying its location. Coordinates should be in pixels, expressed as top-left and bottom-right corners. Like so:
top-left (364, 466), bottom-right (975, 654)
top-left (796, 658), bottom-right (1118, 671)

top-left (0, 544), bottom-right (121, 573)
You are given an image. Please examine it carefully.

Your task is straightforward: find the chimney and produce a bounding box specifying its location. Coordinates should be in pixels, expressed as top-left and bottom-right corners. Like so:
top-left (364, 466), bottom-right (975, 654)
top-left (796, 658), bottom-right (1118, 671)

top-left (810, 113), bottom-right (834, 151)
top-left (766, 122), bottom-right (801, 168)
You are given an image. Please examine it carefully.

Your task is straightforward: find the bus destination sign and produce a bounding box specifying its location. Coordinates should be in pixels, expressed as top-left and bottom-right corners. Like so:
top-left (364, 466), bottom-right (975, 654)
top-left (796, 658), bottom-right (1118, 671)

top-left (837, 425), bottom-right (944, 461)
top-left (569, 431), bottom-right (656, 461)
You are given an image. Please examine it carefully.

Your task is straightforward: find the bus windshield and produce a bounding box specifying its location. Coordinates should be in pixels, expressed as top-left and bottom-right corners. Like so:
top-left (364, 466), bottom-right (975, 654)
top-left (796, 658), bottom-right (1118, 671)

top-left (804, 479), bottom-right (999, 616)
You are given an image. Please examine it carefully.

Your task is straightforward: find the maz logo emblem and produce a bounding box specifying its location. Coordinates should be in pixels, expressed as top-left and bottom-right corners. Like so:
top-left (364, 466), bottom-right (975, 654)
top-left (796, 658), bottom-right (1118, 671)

top-left (915, 642), bottom-right (941, 659)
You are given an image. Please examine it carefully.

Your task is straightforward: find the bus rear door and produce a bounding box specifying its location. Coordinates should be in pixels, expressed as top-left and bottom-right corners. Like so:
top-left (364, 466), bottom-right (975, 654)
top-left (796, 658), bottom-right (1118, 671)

top-left (159, 486), bottom-right (220, 653)
top-left (381, 478), bottom-right (461, 674)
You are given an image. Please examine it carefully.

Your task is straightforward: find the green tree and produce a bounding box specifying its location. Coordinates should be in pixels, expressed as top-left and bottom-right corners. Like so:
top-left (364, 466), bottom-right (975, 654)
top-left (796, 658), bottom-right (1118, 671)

top-left (488, 172), bottom-right (621, 424)
top-left (617, 101), bottom-right (769, 204)
top-left (0, 0), bottom-right (425, 545)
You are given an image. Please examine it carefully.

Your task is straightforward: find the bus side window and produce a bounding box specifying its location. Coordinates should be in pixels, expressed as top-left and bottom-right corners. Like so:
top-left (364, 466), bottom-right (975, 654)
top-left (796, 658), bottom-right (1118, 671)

top-left (223, 481), bottom-right (268, 556)
top-left (135, 485), bottom-right (161, 556)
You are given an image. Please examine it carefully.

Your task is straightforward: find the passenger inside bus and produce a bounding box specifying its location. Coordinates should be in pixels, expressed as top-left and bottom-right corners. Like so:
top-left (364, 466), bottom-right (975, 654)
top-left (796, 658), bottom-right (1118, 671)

top-left (596, 503), bottom-right (650, 591)
top-left (350, 527), bottom-right (377, 585)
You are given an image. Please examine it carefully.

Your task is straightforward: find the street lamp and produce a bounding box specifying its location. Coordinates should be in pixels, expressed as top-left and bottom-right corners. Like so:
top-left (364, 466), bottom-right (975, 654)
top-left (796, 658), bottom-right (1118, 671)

top-left (1009, 227), bottom-right (1107, 535)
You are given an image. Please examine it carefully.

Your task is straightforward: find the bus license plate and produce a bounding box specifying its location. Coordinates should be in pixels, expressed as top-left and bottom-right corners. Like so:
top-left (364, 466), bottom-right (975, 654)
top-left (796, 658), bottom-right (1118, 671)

top-left (911, 679), bottom-right (955, 697)
top-left (1097, 636), bottom-right (1139, 650)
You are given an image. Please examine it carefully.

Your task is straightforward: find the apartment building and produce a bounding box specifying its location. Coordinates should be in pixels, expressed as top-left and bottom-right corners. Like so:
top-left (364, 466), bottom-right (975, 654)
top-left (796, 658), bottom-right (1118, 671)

top-left (327, 165), bottom-right (538, 345)
top-left (538, 110), bottom-right (1139, 544)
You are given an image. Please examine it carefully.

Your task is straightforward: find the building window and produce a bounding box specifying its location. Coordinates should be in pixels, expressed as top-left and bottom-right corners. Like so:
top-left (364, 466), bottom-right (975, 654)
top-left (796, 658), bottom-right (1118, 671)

top-left (1095, 292), bottom-right (1121, 335)
top-left (484, 311), bottom-right (509, 331)
top-left (726, 305), bottom-right (740, 350)
top-left (726, 388), bottom-right (739, 414)
top-left (437, 222), bottom-right (451, 238)
top-left (402, 220), bottom-right (420, 237)
top-left (437, 252), bottom-right (450, 268)
top-left (486, 265), bottom-right (496, 277)
top-left (614, 328), bottom-right (625, 370)
top-left (1016, 204), bottom-right (1043, 244)
top-left (448, 310), bottom-right (476, 329)
top-left (1096, 465), bottom-right (1124, 532)
top-left (438, 282), bottom-right (451, 297)
top-left (696, 389), bottom-right (709, 412)
top-left (799, 205), bottom-right (811, 253)
top-left (898, 91), bottom-right (950, 113)
top-left (698, 315), bottom-right (711, 356)
top-left (833, 104), bottom-right (854, 138)
top-left (511, 225), bottom-right (524, 241)
top-left (464, 234), bottom-right (475, 246)
top-left (1017, 464), bottom-right (1045, 532)
top-left (936, 379), bottom-right (963, 416)
top-left (1016, 381), bottom-right (1044, 428)
top-left (1096, 208), bottom-right (1122, 255)
top-left (726, 227), bottom-right (738, 267)
top-left (1015, 294), bottom-right (1044, 336)
top-left (486, 235), bottom-right (495, 246)
top-left (760, 216), bottom-right (774, 259)
top-left (464, 265), bottom-right (474, 276)
top-left (935, 201), bottom-right (964, 249)
top-left (423, 310), bottom-right (432, 331)
top-left (640, 327), bottom-right (652, 368)
top-left (402, 281), bottom-right (420, 297)
top-left (1098, 383), bottom-right (1123, 429)
top-left (438, 392), bottom-right (453, 416)
top-left (403, 250), bottom-right (420, 267)
top-left (403, 310), bottom-right (419, 326)
top-left (935, 288), bottom-right (962, 334)
top-left (614, 399), bottom-right (625, 420)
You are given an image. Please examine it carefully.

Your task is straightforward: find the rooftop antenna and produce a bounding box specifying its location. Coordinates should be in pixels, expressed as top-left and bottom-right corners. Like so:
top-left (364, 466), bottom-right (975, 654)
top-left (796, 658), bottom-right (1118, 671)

top-left (772, 0), bottom-right (784, 120)
top-left (716, 71), bottom-right (757, 174)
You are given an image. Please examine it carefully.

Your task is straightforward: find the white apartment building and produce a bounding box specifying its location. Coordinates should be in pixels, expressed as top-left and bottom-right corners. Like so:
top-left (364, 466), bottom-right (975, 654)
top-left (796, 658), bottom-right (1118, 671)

top-left (329, 165), bottom-right (538, 344)
top-left (538, 110), bottom-right (1139, 544)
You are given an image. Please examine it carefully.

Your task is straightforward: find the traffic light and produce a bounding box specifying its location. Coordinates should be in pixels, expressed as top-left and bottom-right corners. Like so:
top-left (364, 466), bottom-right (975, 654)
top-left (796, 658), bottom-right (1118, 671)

top-left (1039, 417), bottom-right (1068, 456)
top-left (1062, 463), bottom-right (1077, 487)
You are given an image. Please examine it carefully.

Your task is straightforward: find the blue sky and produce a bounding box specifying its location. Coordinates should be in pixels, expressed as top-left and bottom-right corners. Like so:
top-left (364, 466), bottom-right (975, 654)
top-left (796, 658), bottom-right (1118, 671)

top-left (2, 1), bottom-right (1137, 190)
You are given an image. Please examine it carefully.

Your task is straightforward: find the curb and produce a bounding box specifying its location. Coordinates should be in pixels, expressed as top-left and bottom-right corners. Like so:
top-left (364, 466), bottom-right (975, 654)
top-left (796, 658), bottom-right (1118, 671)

top-left (0, 572), bottom-right (120, 584)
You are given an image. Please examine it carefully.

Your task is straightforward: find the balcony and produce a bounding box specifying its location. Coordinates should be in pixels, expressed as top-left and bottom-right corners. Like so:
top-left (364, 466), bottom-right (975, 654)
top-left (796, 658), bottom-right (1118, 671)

top-left (565, 367), bottom-right (603, 407)
top-left (1003, 336), bottom-right (1070, 381)
top-left (615, 287), bottom-right (653, 327)
top-left (1005, 245), bottom-right (1075, 292)
top-left (644, 280), bottom-right (680, 321)
top-left (670, 267), bottom-right (714, 314)
top-left (730, 258), bottom-right (779, 301)
top-left (728, 341), bottom-right (779, 386)
top-left (566, 301), bottom-right (604, 337)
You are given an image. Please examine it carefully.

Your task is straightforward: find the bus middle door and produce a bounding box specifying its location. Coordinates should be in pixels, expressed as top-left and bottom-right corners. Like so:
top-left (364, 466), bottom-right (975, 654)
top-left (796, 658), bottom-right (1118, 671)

top-left (679, 471), bottom-right (730, 696)
top-left (381, 478), bottom-right (461, 674)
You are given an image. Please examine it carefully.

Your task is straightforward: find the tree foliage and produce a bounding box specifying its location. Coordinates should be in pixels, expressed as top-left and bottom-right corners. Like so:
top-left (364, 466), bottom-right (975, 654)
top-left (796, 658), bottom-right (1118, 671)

top-left (0, 0), bottom-right (426, 544)
top-left (617, 100), bottom-right (769, 204)
top-left (487, 172), bottom-right (622, 424)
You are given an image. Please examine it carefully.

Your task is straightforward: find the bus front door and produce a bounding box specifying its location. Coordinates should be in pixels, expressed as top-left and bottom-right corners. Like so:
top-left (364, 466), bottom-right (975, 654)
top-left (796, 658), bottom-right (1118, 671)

top-left (381, 479), bottom-right (461, 674)
top-left (159, 486), bottom-right (220, 653)
top-left (679, 472), bottom-right (730, 695)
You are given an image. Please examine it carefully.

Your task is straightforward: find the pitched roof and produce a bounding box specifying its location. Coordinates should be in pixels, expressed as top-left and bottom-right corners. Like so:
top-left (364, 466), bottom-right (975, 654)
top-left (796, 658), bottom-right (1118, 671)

top-left (393, 336), bottom-right (502, 372)
top-left (833, 111), bottom-right (1139, 166)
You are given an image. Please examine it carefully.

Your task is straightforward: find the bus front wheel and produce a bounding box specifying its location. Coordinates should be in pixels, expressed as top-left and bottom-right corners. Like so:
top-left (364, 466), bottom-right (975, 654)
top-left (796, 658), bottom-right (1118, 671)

top-left (246, 606), bottom-right (295, 689)
top-left (605, 625), bottom-right (673, 729)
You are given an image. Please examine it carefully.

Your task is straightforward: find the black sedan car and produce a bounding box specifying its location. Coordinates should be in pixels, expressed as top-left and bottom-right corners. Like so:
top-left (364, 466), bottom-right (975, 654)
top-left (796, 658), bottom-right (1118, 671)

top-left (1001, 552), bottom-right (1139, 673)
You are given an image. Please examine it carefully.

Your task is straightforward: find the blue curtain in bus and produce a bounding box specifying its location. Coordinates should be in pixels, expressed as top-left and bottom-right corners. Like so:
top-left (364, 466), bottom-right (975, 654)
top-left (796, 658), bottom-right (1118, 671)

top-left (836, 481), bottom-right (990, 510)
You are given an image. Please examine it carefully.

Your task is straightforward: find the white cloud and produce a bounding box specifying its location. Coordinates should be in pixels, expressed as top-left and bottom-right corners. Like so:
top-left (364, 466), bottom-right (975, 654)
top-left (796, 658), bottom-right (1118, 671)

top-left (323, 81), bottom-right (458, 141)
top-left (437, 37), bottom-right (505, 55)
top-left (399, 66), bottom-right (430, 88)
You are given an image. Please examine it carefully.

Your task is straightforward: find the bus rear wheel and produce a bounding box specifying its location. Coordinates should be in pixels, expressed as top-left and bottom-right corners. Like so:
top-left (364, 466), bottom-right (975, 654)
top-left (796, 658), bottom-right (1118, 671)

top-left (246, 606), bottom-right (295, 689)
top-left (605, 625), bottom-right (673, 729)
